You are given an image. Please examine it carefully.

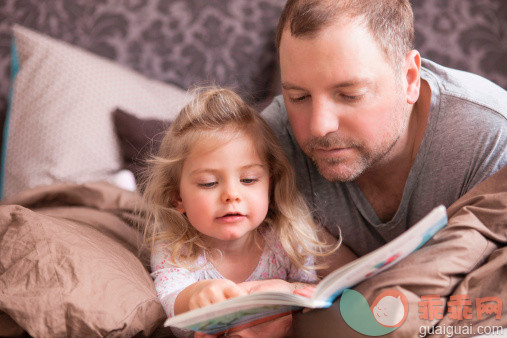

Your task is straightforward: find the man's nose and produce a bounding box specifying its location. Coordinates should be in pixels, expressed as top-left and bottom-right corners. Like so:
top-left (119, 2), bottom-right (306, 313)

top-left (310, 98), bottom-right (339, 138)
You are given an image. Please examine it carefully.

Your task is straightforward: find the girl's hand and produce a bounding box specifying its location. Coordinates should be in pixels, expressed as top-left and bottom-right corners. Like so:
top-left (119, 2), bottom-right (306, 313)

top-left (239, 279), bottom-right (316, 296)
top-left (238, 279), bottom-right (293, 294)
top-left (188, 279), bottom-right (247, 310)
top-left (293, 285), bottom-right (316, 298)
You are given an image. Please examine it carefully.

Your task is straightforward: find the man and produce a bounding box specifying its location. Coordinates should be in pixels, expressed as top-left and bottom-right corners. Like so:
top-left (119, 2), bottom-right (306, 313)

top-left (262, 0), bottom-right (506, 256)
top-left (233, 2), bottom-right (505, 336)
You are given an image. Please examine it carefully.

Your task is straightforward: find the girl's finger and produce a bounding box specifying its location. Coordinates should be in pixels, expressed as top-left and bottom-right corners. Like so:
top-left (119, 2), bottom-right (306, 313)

top-left (293, 286), bottom-right (316, 298)
top-left (223, 285), bottom-right (247, 299)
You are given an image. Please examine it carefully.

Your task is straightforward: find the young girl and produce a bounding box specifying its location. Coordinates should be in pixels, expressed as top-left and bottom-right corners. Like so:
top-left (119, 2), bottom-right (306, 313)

top-left (142, 87), bottom-right (353, 322)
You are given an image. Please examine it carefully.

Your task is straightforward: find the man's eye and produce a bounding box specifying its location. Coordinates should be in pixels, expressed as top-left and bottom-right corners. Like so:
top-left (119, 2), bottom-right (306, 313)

top-left (241, 178), bottom-right (258, 184)
top-left (198, 182), bottom-right (217, 188)
top-left (289, 95), bottom-right (309, 103)
top-left (340, 94), bottom-right (363, 102)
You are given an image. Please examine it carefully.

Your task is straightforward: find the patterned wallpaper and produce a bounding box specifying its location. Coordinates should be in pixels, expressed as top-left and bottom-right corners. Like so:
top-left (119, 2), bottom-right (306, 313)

top-left (0, 0), bottom-right (505, 126)
top-left (0, 0), bottom-right (285, 119)
top-left (412, 0), bottom-right (506, 88)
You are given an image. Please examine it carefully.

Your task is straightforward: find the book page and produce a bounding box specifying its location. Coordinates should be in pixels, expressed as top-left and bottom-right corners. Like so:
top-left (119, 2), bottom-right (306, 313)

top-left (313, 205), bottom-right (447, 304)
top-left (168, 303), bottom-right (297, 335)
top-left (164, 205), bottom-right (447, 334)
top-left (164, 291), bottom-right (313, 334)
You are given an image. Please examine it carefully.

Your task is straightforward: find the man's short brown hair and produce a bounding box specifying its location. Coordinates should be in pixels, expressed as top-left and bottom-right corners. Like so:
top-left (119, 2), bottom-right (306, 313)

top-left (276, 0), bottom-right (414, 69)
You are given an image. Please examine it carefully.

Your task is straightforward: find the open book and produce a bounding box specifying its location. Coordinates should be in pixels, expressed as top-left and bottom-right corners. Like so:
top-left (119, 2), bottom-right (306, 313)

top-left (164, 205), bottom-right (448, 335)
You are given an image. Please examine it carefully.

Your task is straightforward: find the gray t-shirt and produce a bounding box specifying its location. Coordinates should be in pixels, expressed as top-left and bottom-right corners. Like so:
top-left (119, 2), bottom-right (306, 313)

top-left (262, 59), bottom-right (507, 256)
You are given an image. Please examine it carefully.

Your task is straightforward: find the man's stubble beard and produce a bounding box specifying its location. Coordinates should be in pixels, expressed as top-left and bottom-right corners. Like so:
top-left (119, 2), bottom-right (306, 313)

top-left (302, 93), bottom-right (411, 183)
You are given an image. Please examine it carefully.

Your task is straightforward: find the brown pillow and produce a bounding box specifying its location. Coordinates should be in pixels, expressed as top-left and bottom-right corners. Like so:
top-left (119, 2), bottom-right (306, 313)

top-left (113, 108), bottom-right (170, 184)
top-left (0, 203), bottom-right (165, 337)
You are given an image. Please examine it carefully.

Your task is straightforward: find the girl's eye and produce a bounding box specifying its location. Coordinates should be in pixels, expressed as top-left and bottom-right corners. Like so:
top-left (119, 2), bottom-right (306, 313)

top-left (288, 95), bottom-right (309, 103)
top-left (241, 178), bottom-right (258, 184)
top-left (198, 182), bottom-right (217, 188)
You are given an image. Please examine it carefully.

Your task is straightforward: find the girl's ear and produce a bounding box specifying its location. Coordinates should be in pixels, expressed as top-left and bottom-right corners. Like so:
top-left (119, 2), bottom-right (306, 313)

top-left (173, 193), bottom-right (185, 213)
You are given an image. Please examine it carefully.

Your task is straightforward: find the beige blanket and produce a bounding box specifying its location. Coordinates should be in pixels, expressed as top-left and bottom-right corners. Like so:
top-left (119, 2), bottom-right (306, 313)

top-left (295, 166), bottom-right (506, 337)
top-left (0, 182), bottom-right (164, 337)
top-left (0, 166), bottom-right (505, 337)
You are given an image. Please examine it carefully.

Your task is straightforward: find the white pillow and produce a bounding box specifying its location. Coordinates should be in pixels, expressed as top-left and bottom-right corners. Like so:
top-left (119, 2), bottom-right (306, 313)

top-left (1, 25), bottom-right (191, 199)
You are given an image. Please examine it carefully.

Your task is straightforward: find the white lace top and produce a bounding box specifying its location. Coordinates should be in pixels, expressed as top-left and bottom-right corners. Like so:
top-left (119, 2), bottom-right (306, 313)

top-left (151, 229), bottom-right (318, 318)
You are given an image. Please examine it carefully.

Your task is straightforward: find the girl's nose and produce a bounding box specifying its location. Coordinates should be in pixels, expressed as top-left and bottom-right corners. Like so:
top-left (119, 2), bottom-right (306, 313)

top-left (221, 186), bottom-right (241, 203)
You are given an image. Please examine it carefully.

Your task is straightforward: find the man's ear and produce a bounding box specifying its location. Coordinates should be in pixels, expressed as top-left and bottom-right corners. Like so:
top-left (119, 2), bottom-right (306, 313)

top-left (404, 50), bottom-right (421, 104)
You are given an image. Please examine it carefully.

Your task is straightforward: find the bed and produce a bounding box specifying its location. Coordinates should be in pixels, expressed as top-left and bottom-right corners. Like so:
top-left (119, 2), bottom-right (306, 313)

top-left (0, 1), bottom-right (505, 337)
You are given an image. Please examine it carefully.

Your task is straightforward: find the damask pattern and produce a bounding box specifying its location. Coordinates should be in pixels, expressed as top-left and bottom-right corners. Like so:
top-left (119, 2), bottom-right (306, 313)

top-left (412, 0), bottom-right (506, 88)
top-left (0, 0), bottom-right (505, 135)
top-left (0, 0), bottom-right (284, 125)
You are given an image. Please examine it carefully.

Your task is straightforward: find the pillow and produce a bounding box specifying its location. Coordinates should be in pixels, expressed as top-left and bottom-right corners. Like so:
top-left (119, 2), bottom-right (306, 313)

top-left (0, 202), bottom-right (166, 336)
top-left (112, 108), bottom-right (170, 185)
top-left (1, 25), bottom-right (191, 199)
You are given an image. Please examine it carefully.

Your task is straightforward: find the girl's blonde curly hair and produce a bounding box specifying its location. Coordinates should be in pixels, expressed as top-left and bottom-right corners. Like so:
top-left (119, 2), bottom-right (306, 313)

top-left (141, 87), bottom-right (339, 272)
